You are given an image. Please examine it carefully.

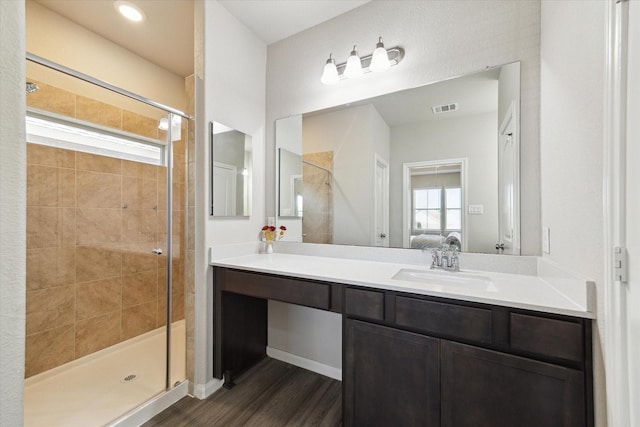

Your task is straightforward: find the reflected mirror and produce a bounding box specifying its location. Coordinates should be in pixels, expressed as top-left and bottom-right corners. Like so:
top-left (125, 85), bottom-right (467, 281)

top-left (276, 62), bottom-right (520, 254)
top-left (210, 121), bottom-right (252, 217)
top-left (278, 148), bottom-right (303, 218)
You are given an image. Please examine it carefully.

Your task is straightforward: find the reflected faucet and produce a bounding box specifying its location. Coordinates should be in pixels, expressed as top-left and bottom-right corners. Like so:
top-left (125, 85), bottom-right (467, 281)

top-left (429, 245), bottom-right (459, 272)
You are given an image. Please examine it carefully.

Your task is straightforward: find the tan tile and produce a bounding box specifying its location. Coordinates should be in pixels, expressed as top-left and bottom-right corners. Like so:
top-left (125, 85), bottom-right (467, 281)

top-left (122, 209), bottom-right (157, 243)
top-left (76, 152), bottom-right (122, 174)
top-left (187, 165), bottom-right (195, 207)
top-left (156, 209), bottom-right (184, 237)
top-left (27, 207), bottom-right (75, 249)
top-left (76, 244), bottom-right (121, 283)
top-left (172, 294), bottom-right (185, 322)
top-left (122, 110), bottom-right (160, 140)
top-left (122, 301), bottom-right (157, 340)
top-left (76, 96), bottom-right (121, 129)
top-left (121, 242), bottom-right (158, 274)
top-left (122, 160), bottom-right (157, 180)
top-left (186, 336), bottom-right (194, 382)
top-left (25, 325), bottom-right (74, 377)
top-left (173, 154), bottom-right (185, 183)
top-left (187, 119), bottom-right (196, 163)
top-left (76, 208), bottom-right (121, 245)
top-left (27, 165), bottom-right (75, 207)
top-left (122, 177), bottom-right (157, 210)
top-left (173, 138), bottom-right (185, 157)
top-left (185, 250), bottom-right (195, 295)
top-left (76, 170), bottom-right (121, 208)
top-left (27, 247), bottom-right (75, 291)
top-left (122, 270), bottom-right (157, 308)
top-left (187, 208), bottom-right (195, 251)
top-left (76, 311), bottom-right (121, 358)
top-left (76, 277), bottom-right (122, 320)
top-left (26, 81), bottom-right (75, 118)
top-left (25, 285), bottom-right (75, 335)
top-left (171, 262), bottom-right (184, 295)
top-left (185, 292), bottom-right (195, 338)
top-left (27, 145), bottom-right (76, 169)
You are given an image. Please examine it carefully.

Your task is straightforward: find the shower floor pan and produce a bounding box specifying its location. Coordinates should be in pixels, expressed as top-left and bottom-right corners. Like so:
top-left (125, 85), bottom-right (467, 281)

top-left (24, 320), bottom-right (185, 427)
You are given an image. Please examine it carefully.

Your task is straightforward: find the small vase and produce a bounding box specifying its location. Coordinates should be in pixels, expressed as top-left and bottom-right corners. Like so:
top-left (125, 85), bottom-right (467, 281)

top-left (266, 241), bottom-right (274, 254)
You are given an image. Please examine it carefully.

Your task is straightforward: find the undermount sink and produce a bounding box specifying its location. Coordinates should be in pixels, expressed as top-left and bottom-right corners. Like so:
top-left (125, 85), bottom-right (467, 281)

top-left (391, 268), bottom-right (495, 290)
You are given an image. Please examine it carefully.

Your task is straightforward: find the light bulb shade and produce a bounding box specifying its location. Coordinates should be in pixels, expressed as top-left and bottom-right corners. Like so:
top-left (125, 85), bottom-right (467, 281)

top-left (321, 58), bottom-right (339, 85)
top-left (370, 46), bottom-right (391, 72)
top-left (344, 48), bottom-right (363, 79)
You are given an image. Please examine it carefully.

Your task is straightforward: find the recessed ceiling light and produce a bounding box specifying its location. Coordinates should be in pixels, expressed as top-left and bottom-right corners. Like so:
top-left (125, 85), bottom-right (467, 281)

top-left (114, 1), bottom-right (146, 23)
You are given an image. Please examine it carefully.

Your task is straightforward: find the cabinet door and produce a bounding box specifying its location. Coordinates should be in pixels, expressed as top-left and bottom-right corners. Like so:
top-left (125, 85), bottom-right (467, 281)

top-left (441, 341), bottom-right (586, 427)
top-left (344, 319), bottom-right (440, 427)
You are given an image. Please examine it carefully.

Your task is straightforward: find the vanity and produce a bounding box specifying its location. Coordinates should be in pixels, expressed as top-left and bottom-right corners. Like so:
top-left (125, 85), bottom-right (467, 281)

top-left (211, 253), bottom-right (594, 427)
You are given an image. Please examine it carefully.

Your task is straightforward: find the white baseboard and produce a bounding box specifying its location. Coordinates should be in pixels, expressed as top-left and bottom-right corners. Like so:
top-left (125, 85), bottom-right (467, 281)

top-left (267, 347), bottom-right (342, 381)
top-left (192, 377), bottom-right (223, 399)
top-left (107, 380), bottom-right (189, 427)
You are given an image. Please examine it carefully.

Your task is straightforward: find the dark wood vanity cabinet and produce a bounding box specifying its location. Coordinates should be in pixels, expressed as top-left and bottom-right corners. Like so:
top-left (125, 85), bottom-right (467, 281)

top-left (343, 287), bottom-right (593, 427)
top-left (213, 267), bottom-right (593, 426)
top-left (344, 319), bottom-right (440, 426)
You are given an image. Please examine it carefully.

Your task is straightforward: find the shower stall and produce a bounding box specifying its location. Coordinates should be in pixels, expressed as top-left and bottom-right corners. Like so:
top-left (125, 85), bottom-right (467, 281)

top-left (23, 54), bottom-right (191, 427)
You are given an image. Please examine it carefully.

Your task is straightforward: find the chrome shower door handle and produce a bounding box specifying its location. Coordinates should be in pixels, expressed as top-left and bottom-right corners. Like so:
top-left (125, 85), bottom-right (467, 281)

top-left (151, 248), bottom-right (163, 255)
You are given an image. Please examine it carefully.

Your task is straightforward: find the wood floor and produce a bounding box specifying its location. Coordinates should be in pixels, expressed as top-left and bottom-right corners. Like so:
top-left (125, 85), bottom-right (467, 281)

top-left (143, 358), bottom-right (342, 427)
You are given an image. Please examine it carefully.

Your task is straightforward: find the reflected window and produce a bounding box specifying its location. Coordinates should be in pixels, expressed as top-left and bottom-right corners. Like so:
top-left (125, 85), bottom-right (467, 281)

top-left (413, 186), bottom-right (461, 234)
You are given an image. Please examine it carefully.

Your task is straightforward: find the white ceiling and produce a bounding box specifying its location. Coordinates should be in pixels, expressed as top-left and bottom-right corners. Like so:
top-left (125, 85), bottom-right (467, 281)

top-left (218, 1), bottom-right (370, 45)
top-left (33, 0), bottom-right (370, 78)
top-left (305, 67), bottom-right (502, 127)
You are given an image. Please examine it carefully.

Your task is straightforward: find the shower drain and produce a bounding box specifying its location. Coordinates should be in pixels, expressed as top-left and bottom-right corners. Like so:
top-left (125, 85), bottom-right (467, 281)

top-left (122, 374), bottom-right (137, 382)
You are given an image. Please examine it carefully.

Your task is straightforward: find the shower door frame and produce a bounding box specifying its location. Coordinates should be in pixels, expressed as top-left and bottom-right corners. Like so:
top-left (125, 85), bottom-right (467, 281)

top-left (26, 52), bottom-right (192, 393)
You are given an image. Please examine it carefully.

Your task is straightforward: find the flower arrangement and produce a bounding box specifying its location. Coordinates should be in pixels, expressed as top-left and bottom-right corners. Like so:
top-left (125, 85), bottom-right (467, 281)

top-left (262, 225), bottom-right (286, 242)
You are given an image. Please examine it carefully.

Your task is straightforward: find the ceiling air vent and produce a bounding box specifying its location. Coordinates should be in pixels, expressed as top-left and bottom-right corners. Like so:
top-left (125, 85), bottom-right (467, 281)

top-left (431, 103), bottom-right (459, 114)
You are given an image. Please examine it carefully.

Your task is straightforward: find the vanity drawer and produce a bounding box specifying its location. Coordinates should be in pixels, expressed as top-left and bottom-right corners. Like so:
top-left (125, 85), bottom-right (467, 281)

top-left (395, 296), bottom-right (492, 343)
top-left (510, 313), bottom-right (584, 362)
top-left (220, 269), bottom-right (330, 310)
top-left (345, 288), bottom-right (384, 321)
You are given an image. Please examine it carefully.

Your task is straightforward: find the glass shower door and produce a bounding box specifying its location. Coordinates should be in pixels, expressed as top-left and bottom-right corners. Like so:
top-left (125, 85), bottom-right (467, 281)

top-left (23, 58), bottom-right (186, 427)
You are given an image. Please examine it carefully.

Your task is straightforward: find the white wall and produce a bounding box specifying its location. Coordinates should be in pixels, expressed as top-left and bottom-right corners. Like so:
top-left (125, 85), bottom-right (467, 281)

top-left (266, 0), bottom-right (541, 255)
top-left (540, 1), bottom-right (607, 425)
top-left (303, 104), bottom-right (389, 246)
top-left (0, 1), bottom-right (26, 425)
top-left (389, 112), bottom-right (498, 253)
top-left (26, 0), bottom-right (186, 112)
top-left (195, 0), bottom-right (267, 388)
top-left (265, 0), bottom-right (540, 376)
top-left (276, 115), bottom-right (303, 239)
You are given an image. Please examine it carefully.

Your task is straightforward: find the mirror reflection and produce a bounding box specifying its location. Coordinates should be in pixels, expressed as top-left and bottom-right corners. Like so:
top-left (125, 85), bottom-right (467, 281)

top-left (210, 121), bottom-right (252, 217)
top-left (278, 148), bottom-right (303, 218)
top-left (277, 62), bottom-right (520, 254)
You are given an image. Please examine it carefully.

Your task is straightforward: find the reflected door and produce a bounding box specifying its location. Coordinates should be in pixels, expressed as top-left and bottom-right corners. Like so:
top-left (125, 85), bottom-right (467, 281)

top-left (374, 156), bottom-right (389, 247)
top-left (498, 102), bottom-right (519, 255)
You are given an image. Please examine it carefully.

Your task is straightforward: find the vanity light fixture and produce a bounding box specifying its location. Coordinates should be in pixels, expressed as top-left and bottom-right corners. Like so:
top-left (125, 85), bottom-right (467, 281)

top-left (320, 37), bottom-right (404, 85)
top-left (344, 46), bottom-right (364, 79)
top-left (114, 1), bottom-right (146, 23)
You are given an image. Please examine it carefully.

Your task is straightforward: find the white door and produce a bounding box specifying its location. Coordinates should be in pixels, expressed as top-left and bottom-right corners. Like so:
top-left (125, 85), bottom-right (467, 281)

top-left (625, 1), bottom-right (639, 423)
top-left (373, 155), bottom-right (389, 247)
top-left (212, 161), bottom-right (236, 216)
top-left (497, 102), bottom-right (520, 255)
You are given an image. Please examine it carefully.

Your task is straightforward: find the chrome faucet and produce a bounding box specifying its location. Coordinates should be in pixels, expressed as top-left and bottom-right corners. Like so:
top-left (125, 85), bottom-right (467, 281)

top-left (430, 245), bottom-right (460, 272)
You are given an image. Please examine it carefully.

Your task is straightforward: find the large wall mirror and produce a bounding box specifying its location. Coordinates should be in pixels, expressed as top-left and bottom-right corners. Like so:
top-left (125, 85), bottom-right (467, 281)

top-left (210, 121), bottom-right (252, 217)
top-left (276, 62), bottom-right (520, 254)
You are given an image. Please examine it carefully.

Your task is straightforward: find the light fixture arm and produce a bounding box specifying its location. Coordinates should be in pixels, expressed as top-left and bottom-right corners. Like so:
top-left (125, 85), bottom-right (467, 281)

top-left (335, 46), bottom-right (404, 79)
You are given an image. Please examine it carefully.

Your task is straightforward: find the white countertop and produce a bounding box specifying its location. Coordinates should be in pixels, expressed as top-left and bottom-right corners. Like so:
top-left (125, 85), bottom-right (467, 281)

top-left (211, 253), bottom-right (595, 319)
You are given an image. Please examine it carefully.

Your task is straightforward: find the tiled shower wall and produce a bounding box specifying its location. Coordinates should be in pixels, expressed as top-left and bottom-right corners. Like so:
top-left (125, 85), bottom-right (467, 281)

top-left (25, 82), bottom-right (186, 378)
top-left (302, 151), bottom-right (333, 244)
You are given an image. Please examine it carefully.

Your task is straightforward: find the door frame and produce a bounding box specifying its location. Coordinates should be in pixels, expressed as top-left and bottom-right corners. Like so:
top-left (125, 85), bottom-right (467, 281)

top-left (603, 1), bottom-right (633, 426)
top-left (498, 101), bottom-right (520, 255)
top-left (402, 158), bottom-right (468, 251)
top-left (373, 154), bottom-right (389, 247)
